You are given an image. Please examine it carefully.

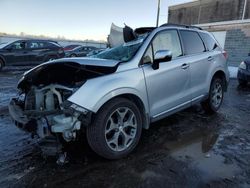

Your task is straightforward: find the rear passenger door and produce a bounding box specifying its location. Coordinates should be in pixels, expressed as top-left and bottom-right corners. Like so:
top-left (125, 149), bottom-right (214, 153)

top-left (26, 41), bottom-right (42, 64)
top-left (179, 30), bottom-right (210, 102)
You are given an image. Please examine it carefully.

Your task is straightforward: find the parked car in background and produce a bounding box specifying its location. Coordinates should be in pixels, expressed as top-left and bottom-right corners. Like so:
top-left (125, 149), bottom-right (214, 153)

top-left (65, 46), bottom-right (97, 57)
top-left (63, 44), bottom-right (81, 51)
top-left (0, 39), bottom-right (65, 70)
top-left (9, 24), bottom-right (229, 160)
top-left (86, 48), bottom-right (106, 57)
top-left (238, 57), bottom-right (250, 85)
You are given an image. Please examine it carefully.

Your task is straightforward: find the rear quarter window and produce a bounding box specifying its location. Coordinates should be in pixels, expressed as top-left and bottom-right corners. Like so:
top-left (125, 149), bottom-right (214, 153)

top-left (199, 32), bottom-right (220, 51)
top-left (46, 42), bottom-right (60, 48)
top-left (180, 30), bottom-right (205, 55)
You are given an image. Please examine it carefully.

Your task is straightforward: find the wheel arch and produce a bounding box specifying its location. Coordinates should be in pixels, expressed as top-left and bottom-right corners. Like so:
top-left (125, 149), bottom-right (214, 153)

top-left (211, 70), bottom-right (227, 92)
top-left (95, 93), bottom-right (150, 129)
top-left (0, 55), bottom-right (6, 66)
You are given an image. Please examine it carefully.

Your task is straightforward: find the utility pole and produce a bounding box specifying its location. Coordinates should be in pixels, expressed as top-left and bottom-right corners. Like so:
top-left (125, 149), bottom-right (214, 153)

top-left (242, 0), bottom-right (247, 20)
top-left (156, 0), bottom-right (161, 27)
top-left (198, 0), bottom-right (202, 24)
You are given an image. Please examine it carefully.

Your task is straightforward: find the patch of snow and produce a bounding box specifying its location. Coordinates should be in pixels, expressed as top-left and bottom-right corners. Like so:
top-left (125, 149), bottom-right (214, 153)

top-left (228, 66), bottom-right (238, 79)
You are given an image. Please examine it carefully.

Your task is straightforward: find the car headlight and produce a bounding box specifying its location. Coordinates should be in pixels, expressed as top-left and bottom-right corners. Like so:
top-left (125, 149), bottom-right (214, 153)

top-left (239, 61), bottom-right (247, 70)
top-left (70, 103), bottom-right (89, 115)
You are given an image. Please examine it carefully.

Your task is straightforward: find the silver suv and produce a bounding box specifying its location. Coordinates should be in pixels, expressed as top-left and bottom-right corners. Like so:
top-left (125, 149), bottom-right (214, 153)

top-left (9, 24), bottom-right (229, 159)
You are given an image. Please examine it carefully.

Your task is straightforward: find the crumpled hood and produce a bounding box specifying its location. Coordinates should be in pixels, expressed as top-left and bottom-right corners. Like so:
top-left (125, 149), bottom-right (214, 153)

top-left (18, 57), bottom-right (120, 91)
top-left (25, 57), bottom-right (119, 74)
top-left (57, 57), bottom-right (120, 67)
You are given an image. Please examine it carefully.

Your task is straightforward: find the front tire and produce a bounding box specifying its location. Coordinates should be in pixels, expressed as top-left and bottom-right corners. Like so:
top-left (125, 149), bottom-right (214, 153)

top-left (87, 98), bottom-right (142, 159)
top-left (202, 78), bottom-right (224, 114)
top-left (0, 59), bottom-right (4, 71)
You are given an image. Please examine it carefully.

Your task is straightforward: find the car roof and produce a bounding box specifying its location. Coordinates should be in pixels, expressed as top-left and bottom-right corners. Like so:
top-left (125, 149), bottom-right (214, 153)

top-left (12, 39), bottom-right (58, 43)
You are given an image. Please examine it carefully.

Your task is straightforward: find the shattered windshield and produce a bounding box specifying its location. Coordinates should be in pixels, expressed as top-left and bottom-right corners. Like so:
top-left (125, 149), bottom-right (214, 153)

top-left (93, 35), bottom-right (147, 62)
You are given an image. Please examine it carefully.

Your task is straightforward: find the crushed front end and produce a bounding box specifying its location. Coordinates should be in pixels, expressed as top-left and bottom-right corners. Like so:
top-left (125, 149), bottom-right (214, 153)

top-left (8, 60), bottom-right (117, 157)
top-left (9, 83), bottom-right (91, 156)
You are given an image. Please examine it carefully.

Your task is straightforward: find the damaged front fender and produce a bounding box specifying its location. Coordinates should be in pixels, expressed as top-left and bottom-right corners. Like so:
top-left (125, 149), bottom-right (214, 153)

top-left (67, 67), bottom-right (149, 114)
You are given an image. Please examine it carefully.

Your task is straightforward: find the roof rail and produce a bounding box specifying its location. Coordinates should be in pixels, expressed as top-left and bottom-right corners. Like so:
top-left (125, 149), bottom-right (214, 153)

top-left (134, 27), bottom-right (156, 35)
top-left (160, 23), bottom-right (203, 30)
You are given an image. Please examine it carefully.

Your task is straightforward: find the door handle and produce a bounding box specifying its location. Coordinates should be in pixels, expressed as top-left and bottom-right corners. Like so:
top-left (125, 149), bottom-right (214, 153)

top-left (181, 63), bottom-right (189, 70)
top-left (208, 56), bottom-right (214, 61)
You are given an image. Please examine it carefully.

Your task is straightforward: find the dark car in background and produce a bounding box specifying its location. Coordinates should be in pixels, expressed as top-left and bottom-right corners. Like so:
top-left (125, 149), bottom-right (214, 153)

top-left (86, 48), bottom-right (106, 57)
top-left (0, 39), bottom-right (65, 70)
top-left (238, 57), bottom-right (250, 85)
top-left (63, 44), bottom-right (81, 51)
top-left (65, 46), bottom-right (97, 57)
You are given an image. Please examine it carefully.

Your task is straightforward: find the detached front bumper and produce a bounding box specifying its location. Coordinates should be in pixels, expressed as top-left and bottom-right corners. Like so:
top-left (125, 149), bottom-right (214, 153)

top-left (9, 98), bottom-right (93, 134)
top-left (238, 68), bottom-right (250, 81)
top-left (8, 99), bottom-right (37, 132)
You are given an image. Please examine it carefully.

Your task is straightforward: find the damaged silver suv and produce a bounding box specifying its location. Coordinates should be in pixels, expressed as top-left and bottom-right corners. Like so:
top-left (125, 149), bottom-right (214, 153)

top-left (9, 24), bottom-right (229, 159)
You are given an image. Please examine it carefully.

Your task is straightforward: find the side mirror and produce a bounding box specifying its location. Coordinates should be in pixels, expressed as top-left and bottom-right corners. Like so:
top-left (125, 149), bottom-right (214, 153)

top-left (152, 50), bottom-right (172, 70)
top-left (248, 53), bottom-right (250, 56)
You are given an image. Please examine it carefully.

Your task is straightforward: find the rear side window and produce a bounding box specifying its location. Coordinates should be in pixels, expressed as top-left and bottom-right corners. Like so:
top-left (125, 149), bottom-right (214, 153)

top-left (180, 30), bottom-right (205, 55)
top-left (27, 41), bottom-right (40, 49)
top-left (200, 32), bottom-right (220, 51)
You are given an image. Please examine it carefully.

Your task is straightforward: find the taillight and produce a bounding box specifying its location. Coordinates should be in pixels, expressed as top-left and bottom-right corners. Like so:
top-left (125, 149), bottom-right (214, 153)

top-left (222, 51), bottom-right (228, 59)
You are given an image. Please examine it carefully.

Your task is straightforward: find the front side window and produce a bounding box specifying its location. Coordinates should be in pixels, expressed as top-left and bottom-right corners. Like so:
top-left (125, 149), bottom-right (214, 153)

top-left (10, 41), bottom-right (26, 50)
top-left (152, 30), bottom-right (182, 59)
top-left (180, 30), bottom-right (205, 55)
top-left (142, 30), bottom-right (182, 64)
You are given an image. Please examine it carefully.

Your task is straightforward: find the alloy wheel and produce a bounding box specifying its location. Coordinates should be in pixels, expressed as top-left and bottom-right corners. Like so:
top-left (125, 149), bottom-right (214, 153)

top-left (211, 81), bottom-right (223, 108)
top-left (105, 107), bottom-right (137, 152)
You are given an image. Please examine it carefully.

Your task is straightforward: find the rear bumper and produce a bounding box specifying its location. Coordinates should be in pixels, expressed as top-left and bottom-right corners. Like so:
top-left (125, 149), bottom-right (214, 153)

top-left (237, 68), bottom-right (250, 81)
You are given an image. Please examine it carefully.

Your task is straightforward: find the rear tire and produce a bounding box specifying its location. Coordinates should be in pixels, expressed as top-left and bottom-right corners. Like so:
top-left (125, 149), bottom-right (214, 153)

top-left (202, 78), bottom-right (224, 114)
top-left (70, 54), bottom-right (77, 57)
top-left (87, 98), bottom-right (142, 159)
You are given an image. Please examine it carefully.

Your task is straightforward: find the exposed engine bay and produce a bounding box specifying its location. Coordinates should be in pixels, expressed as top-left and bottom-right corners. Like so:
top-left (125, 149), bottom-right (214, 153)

top-left (23, 84), bottom-right (80, 141)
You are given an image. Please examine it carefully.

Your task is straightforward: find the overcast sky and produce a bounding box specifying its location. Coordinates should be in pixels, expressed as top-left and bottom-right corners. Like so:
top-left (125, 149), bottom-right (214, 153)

top-left (0, 0), bottom-right (193, 40)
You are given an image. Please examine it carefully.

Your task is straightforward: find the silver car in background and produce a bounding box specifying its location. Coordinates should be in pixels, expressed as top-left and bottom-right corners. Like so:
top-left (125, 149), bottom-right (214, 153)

top-left (9, 24), bottom-right (229, 159)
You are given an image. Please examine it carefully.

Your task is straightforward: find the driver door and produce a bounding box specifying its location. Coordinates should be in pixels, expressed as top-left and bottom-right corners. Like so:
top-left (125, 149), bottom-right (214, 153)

top-left (142, 29), bottom-right (192, 120)
top-left (7, 41), bottom-right (29, 65)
